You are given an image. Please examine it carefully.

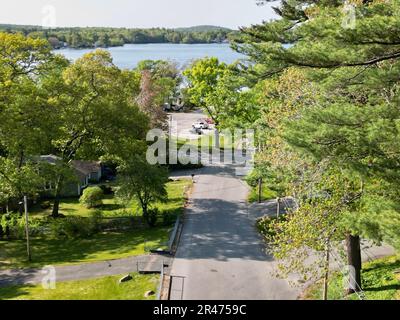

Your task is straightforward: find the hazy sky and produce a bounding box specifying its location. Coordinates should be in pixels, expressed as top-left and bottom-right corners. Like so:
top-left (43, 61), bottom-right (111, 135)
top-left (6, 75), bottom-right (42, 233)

top-left (0, 0), bottom-right (278, 29)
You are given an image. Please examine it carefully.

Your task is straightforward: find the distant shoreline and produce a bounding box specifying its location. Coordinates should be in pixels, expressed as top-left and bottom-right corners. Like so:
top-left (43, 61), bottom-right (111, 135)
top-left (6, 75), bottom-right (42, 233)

top-left (0, 24), bottom-right (236, 50)
top-left (53, 41), bottom-right (231, 51)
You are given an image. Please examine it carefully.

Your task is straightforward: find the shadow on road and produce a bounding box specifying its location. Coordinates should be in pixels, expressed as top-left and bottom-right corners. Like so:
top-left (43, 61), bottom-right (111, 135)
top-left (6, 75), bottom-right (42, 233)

top-left (177, 198), bottom-right (274, 262)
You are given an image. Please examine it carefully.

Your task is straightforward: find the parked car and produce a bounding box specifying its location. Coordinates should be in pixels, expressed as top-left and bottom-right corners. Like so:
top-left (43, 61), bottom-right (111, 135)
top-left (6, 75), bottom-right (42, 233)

top-left (192, 120), bottom-right (209, 130)
top-left (194, 127), bottom-right (203, 135)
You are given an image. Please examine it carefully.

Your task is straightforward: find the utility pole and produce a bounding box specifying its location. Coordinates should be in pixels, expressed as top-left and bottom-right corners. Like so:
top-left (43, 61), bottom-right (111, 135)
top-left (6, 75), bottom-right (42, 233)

top-left (258, 178), bottom-right (262, 203)
top-left (276, 197), bottom-right (280, 218)
top-left (24, 196), bottom-right (31, 262)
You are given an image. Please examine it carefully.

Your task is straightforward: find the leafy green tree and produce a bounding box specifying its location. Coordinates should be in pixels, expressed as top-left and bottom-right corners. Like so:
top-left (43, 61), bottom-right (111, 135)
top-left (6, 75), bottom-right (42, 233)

top-left (233, 0), bottom-right (400, 294)
top-left (116, 156), bottom-right (169, 227)
top-left (0, 32), bottom-right (54, 210)
top-left (183, 57), bottom-right (228, 127)
top-left (45, 49), bottom-right (148, 217)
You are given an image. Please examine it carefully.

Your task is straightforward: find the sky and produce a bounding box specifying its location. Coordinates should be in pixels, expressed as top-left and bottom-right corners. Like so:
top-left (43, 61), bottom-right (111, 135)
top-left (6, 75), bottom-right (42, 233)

top-left (0, 0), bottom-right (278, 29)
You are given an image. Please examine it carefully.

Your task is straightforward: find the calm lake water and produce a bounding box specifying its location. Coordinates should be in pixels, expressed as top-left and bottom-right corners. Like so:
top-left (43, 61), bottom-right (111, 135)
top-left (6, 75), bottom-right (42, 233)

top-left (55, 43), bottom-right (246, 69)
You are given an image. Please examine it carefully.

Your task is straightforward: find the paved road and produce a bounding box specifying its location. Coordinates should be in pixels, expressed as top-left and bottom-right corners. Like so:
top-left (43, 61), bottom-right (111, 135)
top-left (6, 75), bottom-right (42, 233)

top-left (0, 255), bottom-right (170, 288)
top-left (170, 163), bottom-right (302, 300)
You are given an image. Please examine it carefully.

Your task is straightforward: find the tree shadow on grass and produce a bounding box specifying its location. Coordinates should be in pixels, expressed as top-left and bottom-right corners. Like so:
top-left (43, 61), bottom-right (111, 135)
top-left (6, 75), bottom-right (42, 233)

top-left (0, 283), bottom-right (35, 300)
top-left (0, 227), bottom-right (170, 271)
top-left (364, 284), bottom-right (400, 292)
top-left (99, 203), bottom-right (125, 212)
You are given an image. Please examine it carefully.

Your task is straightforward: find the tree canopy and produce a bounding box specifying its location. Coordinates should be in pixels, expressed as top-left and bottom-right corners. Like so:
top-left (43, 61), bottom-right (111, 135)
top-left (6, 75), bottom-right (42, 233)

top-left (224, 0), bottom-right (400, 295)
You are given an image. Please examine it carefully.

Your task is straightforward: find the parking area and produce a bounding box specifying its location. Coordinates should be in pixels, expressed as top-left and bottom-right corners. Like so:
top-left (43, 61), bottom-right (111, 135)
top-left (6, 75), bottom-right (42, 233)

top-left (168, 110), bottom-right (214, 140)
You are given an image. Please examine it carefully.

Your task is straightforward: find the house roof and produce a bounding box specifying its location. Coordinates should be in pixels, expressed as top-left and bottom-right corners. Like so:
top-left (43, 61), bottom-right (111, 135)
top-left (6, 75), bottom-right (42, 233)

top-left (70, 160), bottom-right (101, 175)
top-left (37, 155), bottom-right (61, 165)
top-left (38, 155), bottom-right (101, 176)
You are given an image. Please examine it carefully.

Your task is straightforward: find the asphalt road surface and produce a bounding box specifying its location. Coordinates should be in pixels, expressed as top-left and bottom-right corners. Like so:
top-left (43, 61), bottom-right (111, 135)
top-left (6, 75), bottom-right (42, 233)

top-left (170, 162), bottom-right (302, 300)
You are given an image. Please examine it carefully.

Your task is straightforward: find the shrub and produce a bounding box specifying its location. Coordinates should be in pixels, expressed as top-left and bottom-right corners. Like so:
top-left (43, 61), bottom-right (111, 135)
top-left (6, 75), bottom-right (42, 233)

top-left (80, 187), bottom-right (103, 208)
top-left (40, 201), bottom-right (51, 209)
top-left (49, 216), bottom-right (95, 239)
top-left (145, 208), bottom-right (159, 227)
top-left (99, 184), bottom-right (114, 195)
top-left (245, 170), bottom-right (260, 188)
top-left (163, 212), bottom-right (177, 226)
top-left (89, 210), bottom-right (103, 232)
top-left (0, 213), bottom-right (45, 239)
top-left (256, 214), bottom-right (287, 239)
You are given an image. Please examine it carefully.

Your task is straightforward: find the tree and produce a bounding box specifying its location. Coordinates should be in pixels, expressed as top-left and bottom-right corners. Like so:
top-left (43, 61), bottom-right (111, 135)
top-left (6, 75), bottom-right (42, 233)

top-left (116, 156), bottom-right (168, 227)
top-left (44, 49), bottom-right (148, 217)
top-left (0, 32), bottom-right (54, 210)
top-left (135, 60), bottom-right (181, 129)
top-left (136, 70), bottom-right (169, 130)
top-left (183, 57), bottom-right (228, 127)
top-left (233, 0), bottom-right (400, 294)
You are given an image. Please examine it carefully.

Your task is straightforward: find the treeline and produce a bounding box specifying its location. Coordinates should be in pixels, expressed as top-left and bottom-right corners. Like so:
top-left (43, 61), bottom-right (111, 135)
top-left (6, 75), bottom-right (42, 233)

top-left (0, 24), bottom-right (236, 49)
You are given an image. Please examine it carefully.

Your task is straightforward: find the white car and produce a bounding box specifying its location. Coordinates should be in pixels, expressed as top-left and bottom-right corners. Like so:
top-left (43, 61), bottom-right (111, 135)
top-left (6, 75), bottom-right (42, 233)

top-left (192, 120), bottom-right (209, 130)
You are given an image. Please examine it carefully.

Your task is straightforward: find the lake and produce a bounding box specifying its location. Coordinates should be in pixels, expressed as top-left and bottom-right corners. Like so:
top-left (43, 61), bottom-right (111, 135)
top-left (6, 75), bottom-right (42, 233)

top-left (55, 43), bottom-right (246, 70)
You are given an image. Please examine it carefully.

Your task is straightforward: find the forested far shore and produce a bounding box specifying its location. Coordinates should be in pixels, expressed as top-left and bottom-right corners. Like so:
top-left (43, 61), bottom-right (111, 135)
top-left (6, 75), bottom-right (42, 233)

top-left (0, 24), bottom-right (237, 49)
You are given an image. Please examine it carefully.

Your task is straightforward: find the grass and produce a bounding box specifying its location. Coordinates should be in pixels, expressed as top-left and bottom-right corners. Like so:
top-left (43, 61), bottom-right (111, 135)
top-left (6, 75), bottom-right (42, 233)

top-left (0, 228), bottom-right (170, 270)
top-left (30, 179), bottom-right (191, 219)
top-left (303, 255), bottom-right (400, 300)
top-left (0, 273), bottom-right (159, 300)
top-left (0, 179), bottom-right (192, 270)
top-left (175, 134), bottom-right (237, 151)
top-left (248, 185), bottom-right (277, 203)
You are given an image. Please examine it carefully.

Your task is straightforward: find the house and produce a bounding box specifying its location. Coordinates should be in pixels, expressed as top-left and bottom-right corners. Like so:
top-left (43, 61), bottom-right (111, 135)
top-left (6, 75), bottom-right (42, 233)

top-left (39, 155), bottom-right (103, 197)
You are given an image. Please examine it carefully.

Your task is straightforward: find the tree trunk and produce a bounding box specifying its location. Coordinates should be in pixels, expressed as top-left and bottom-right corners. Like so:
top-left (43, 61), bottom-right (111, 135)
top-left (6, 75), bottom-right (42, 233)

top-left (258, 178), bottom-right (263, 203)
top-left (141, 200), bottom-right (149, 225)
top-left (51, 175), bottom-right (64, 218)
top-left (346, 234), bottom-right (362, 294)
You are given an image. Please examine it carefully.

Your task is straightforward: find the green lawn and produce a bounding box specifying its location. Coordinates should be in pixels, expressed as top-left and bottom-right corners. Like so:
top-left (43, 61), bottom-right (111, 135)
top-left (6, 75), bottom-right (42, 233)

top-left (30, 179), bottom-right (191, 218)
top-left (0, 273), bottom-right (159, 300)
top-left (175, 134), bottom-right (236, 151)
top-left (0, 227), bottom-right (170, 270)
top-left (303, 255), bottom-right (400, 300)
top-left (0, 179), bottom-right (191, 270)
top-left (248, 185), bottom-right (277, 203)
